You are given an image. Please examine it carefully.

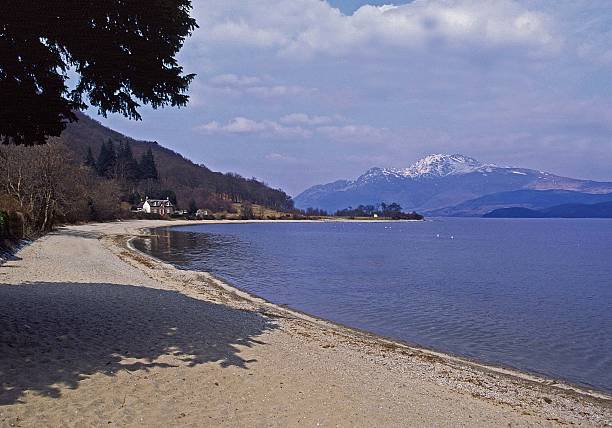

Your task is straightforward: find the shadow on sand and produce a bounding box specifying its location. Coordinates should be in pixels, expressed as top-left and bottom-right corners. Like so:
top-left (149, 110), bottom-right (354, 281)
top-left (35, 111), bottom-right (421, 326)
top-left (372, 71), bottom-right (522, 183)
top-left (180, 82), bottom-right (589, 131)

top-left (0, 282), bottom-right (276, 405)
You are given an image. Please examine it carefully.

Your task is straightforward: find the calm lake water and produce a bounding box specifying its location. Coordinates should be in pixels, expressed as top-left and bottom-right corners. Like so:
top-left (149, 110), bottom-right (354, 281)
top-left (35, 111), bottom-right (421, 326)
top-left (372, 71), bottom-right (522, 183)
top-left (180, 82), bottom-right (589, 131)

top-left (134, 219), bottom-right (612, 393)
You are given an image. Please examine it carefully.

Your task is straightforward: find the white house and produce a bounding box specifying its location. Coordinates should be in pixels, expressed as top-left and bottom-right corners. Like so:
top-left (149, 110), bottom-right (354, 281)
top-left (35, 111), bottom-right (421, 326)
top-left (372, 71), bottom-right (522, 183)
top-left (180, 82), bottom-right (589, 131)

top-left (142, 197), bottom-right (175, 216)
top-left (196, 209), bottom-right (211, 219)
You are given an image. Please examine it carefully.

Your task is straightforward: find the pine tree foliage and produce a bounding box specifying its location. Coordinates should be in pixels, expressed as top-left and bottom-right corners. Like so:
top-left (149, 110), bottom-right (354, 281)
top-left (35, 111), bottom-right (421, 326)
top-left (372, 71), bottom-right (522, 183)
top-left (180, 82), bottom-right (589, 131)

top-left (139, 148), bottom-right (159, 181)
top-left (1, 1), bottom-right (197, 145)
top-left (96, 139), bottom-right (116, 178)
top-left (89, 139), bottom-right (157, 183)
top-left (116, 141), bottom-right (140, 182)
top-left (188, 199), bottom-right (197, 214)
top-left (84, 146), bottom-right (96, 169)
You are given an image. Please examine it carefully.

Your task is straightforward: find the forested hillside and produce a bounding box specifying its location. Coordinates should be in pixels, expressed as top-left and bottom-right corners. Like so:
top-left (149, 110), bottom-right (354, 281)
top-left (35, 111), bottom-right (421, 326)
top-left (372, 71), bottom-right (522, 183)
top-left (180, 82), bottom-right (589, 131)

top-left (1, 113), bottom-right (293, 239)
top-left (56, 113), bottom-right (293, 211)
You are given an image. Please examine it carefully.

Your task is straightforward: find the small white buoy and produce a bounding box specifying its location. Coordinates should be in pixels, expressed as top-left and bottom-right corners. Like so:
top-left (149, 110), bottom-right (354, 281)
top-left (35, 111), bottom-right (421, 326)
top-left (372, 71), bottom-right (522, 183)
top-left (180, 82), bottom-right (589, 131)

top-left (451, 235), bottom-right (454, 239)
top-left (436, 234), bottom-right (440, 238)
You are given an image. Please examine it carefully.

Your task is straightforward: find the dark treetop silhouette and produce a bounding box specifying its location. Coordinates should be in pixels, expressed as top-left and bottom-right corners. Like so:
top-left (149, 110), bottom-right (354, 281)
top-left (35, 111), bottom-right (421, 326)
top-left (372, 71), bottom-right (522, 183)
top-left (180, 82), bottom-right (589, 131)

top-left (0, 1), bottom-right (197, 145)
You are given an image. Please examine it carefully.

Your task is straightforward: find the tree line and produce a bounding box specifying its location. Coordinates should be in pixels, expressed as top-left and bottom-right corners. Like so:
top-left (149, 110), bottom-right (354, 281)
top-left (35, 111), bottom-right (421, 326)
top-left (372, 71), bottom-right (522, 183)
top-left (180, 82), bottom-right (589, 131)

top-left (0, 136), bottom-right (297, 240)
top-left (0, 143), bottom-right (123, 238)
top-left (0, 138), bottom-right (185, 240)
top-left (334, 203), bottom-right (423, 220)
top-left (291, 203), bottom-right (424, 220)
top-left (212, 172), bottom-right (293, 211)
top-left (81, 139), bottom-right (180, 208)
top-left (85, 139), bottom-right (158, 182)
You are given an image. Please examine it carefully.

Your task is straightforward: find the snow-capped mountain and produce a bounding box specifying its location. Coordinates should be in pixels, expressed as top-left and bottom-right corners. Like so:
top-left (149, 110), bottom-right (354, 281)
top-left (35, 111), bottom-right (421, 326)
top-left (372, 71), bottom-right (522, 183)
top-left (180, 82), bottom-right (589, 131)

top-left (381, 154), bottom-right (493, 179)
top-left (294, 154), bottom-right (612, 214)
top-left (401, 154), bottom-right (493, 177)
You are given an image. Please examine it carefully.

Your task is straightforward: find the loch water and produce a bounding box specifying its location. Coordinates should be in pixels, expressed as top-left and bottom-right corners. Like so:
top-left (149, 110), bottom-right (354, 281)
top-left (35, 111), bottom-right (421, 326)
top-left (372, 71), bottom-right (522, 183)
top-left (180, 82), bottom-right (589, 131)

top-left (134, 218), bottom-right (612, 393)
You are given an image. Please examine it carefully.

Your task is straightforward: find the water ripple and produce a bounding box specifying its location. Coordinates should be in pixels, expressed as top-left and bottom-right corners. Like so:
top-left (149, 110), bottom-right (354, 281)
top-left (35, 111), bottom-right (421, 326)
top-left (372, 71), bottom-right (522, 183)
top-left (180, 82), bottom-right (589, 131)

top-left (134, 219), bottom-right (612, 393)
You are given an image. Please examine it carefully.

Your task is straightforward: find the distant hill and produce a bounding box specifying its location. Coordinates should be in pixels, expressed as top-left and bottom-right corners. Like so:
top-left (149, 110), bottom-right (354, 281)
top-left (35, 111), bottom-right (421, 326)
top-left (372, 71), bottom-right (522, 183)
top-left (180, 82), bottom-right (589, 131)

top-left (54, 113), bottom-right (293, 211)
top-left (294, 154), bottom-right (612, 214)
top-left (484, 201), bottom-right (612, 218)
top-left (483, 207), bottom-right (547, 218)
top-left (428, 189), bottom-right (612, 217)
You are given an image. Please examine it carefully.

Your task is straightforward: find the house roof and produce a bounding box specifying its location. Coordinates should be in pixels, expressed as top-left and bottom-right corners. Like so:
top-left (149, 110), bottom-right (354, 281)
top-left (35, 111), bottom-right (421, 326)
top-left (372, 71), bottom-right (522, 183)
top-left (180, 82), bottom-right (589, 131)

top-left (145, 199), bottom-right (173, 207)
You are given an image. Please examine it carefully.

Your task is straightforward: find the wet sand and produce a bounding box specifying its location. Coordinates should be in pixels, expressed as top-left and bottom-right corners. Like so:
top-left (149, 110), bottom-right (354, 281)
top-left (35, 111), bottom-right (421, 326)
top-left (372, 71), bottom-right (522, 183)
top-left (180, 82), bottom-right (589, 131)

top-left (0, 220), bottom-right (610, 427)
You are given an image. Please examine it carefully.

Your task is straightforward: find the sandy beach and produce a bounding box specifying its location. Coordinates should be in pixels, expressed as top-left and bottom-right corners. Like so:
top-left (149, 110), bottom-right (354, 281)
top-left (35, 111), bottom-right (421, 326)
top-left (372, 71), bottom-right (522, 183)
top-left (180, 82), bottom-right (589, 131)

top-left (0, 220), bottom-right (610, 427)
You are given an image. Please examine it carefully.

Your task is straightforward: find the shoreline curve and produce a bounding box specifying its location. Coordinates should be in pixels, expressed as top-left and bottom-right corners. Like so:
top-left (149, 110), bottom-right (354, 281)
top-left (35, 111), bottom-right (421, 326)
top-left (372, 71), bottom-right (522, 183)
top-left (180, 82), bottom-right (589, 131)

top-left (130, 220), bottom-right (612, 402)
top-left (1, 219), bottom-right (610, 426)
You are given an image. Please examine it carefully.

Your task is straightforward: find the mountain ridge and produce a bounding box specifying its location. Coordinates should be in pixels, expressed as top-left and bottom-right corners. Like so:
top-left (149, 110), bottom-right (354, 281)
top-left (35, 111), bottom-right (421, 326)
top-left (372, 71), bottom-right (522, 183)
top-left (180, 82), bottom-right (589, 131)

top-left (484, 201), bottom-right (612, 219)
top-left (428, 189), bottom-right (612, 217)
top-left (294, 154), bottom-right (612, 214)
top-left (361, 154), bottom-right (496, 180)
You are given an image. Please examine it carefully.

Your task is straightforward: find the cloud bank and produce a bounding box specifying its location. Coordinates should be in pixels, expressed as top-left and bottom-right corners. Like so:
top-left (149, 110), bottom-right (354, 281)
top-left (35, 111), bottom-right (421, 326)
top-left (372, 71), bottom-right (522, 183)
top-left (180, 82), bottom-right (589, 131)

top-left (99, 0), bottom-right (612, 195)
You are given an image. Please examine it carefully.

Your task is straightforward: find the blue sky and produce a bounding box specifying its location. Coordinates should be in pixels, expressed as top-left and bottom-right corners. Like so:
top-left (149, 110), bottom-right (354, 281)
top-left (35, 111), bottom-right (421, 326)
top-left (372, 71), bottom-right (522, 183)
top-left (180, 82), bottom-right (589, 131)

top-left (330, 0), bottom-right (411, 14)
top-left (95, 1), bottom-right (612, 195)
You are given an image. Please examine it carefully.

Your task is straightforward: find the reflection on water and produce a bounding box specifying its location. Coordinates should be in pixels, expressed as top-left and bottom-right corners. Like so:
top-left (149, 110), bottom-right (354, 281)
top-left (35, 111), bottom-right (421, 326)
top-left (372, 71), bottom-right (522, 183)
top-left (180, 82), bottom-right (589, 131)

top-left (139, 229), bottom-right (256, 271)
top-left (134, 219), bottom-right (612, 393)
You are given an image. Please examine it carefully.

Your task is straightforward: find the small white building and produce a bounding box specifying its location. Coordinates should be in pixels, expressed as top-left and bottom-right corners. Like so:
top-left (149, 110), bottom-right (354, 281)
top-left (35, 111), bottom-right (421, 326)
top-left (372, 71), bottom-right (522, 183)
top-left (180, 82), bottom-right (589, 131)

top-left (196, 209), bottom-right (210, 219)
top-left (142, 197), bottom-right (175, 216)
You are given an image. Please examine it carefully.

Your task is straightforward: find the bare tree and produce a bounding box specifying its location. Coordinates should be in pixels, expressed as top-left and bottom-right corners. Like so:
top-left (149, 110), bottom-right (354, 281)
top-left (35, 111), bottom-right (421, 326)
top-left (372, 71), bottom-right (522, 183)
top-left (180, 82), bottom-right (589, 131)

top-left (0, 143), bottom-right (122, 237)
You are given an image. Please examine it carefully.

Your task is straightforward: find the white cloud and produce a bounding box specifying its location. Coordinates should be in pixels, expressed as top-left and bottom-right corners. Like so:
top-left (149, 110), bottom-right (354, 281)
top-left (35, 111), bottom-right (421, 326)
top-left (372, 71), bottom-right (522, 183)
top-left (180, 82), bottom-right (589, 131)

top-left (209, 74), bottom-right (262, 87)
top-left (245, 85), bottom-right (315, 98)
top-left (198, 117), bottom-right (266, 134)
top-left (194, 0), bottom-right (561, 60)
top-left (196, 114), bottom-right (392, 144)
top-left (279, 113), bottom-right (334, 126)
top-left (205, 73), bottom-right (316, 99)
top-left (206, 21), bottom-right (285, 48)
top-left (265, 152), bottom-right (300, 163)
top-left (316, 124), bottom-right (392, 143)
top-left (196, 117), bottom-right (312, 139)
